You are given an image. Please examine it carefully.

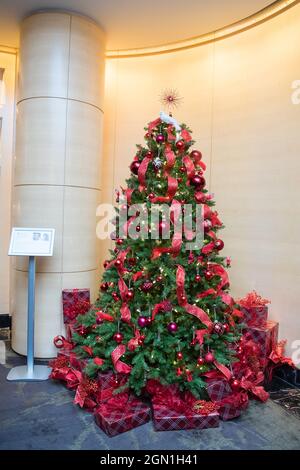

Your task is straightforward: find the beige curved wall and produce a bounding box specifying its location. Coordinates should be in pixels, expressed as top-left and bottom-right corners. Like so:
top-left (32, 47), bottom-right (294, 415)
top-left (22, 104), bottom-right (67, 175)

top-left (12, 12), bottom-right (105, 357)
top-left (103, 3), bottom-right (300, 359)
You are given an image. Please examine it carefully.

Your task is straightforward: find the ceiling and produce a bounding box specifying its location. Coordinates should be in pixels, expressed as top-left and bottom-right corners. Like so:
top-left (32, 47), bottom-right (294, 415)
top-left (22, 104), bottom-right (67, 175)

top-left (0, 0), bottom-right (274, 51)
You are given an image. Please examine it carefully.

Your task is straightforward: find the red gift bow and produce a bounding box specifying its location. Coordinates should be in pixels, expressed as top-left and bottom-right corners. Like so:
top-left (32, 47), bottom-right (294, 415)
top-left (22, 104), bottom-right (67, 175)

top-left (98, 392), bottom-right (140, 417)
top-left (240, 370), bottom-right (269, 402)
top-left (74, 377), bottom-right (99, 410)
top-left (238, 291), bottom-right (270, 307)
top-left (266, 340), bottom-right (295, 382)
top-left (216, 391), bottom-right (249, 410)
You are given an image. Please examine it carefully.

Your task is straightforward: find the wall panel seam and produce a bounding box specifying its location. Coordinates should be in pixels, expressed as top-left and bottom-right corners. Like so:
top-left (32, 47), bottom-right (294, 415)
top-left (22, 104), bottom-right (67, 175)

top-left (13, 184), bottom-right (102, 191)
top-left (16, 96), bottom-right (104, 114)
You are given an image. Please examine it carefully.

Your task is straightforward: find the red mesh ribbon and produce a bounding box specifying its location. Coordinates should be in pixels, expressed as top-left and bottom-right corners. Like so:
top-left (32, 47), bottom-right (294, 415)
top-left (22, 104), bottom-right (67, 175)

top-left (240, 371), bottom-right (269, 402)
top-left (127, 329), bottom-right (142, 351)
top-left (53, 335), bottom-right (73, 350)
top-left (181, 129), bottom-right (192, 142)
top-left (182, 155), bottom-right (195, 179)
top-left (176, 265), bottom-right (212, 329)
top-left (165, 144), bottom-right (176, 169)
top-left (148, 117), bottom-right (161, 132)
top-left (138, 155), bottom-right (152, 191)
top-left (118, 278), bottom-right (131, 323)
top-left (167, 125), bottom-right (176, 142)
top-left (151, 200), bottom-right (182, 259)
top-left (152, 300), bottom-right (172, 320)
top-left (121, 187), bottom-right (134, 205)
top-left (111, 344), bottom-right (132, 374)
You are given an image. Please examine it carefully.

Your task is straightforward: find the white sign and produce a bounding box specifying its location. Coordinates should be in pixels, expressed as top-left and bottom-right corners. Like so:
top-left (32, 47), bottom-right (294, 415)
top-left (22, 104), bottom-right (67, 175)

top-left (8, 228), bottom-right (55, 256)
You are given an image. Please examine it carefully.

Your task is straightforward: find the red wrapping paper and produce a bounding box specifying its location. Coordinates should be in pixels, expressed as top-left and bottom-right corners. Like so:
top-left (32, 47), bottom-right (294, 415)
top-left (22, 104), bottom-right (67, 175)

top-left (238, 291), bottom-right (270, 327)
top-left (62, 288), bottom-right (90, 324)
top-left (240, 306), bottom-right (268, 327)
top-left (147, 380), bottom-right (219, 431)
top-left (245, 320), bottom-right (279, 363)
top-left (206, 378), bottom-right (232, 402)
top-left (152, 405), bottom-right (219, 431)
top-left (94, 394), bottom-right (151, 436)
top-left (98, 371), bottom-right (129, 403)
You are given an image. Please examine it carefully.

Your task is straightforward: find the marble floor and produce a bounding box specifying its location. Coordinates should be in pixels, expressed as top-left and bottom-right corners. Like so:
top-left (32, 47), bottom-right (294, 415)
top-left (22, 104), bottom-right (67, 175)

top-left (0, 338), bottom-right (300, 451)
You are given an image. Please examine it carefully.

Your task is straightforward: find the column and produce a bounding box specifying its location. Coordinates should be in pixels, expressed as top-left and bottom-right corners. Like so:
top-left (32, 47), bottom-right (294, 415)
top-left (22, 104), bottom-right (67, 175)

top-left (12, 12), bottom-right (105, 357)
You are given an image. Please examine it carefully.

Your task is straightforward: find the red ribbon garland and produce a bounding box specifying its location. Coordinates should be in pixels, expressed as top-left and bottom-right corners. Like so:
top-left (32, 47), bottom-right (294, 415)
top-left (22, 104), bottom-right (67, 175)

top-left (118, 278), bottom-right (131, 323)
top-left (111, 344), bottom-right (132, 374)
top-left (182, 155), bottom-right (195, 179)
top-left (138, 155), bottom-right (152, 191)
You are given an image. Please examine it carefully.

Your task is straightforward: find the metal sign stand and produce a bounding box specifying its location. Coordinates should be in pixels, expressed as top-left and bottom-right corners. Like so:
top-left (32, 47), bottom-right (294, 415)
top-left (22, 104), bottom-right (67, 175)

top-left (7, 256), bottom-right (49, 381)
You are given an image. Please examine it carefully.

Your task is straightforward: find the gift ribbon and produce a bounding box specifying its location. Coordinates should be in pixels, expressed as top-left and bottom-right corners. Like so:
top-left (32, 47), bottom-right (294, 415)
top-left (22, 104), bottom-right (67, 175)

top-left (152, 300), bottom-right (173, 320)
top-left (53, 335), bottom-right (73, 350)
top-left (182, 155), bottom-right (195, 179)
top-left (238, 290), bottom-right (270, 308)
top-left (111, 344), bottom-right (132, 374)
top-left (127, 329), bottom-right (142, 351)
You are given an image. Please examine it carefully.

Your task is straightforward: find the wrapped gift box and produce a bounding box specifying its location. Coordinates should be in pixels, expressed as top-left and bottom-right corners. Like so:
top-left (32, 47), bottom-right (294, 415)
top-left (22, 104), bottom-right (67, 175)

top-left (62, 288), bottom-right (90, 324)
top-left (98, 371), bottom-right (129, 403)
top-left (240, 306), bottom-right (268, 327)
top-left (94, 394), bottom-right (151, 436)
top-left (245, 320), bottom-right (278, 360)
top-left (217, 392), bottom-right (249, 421)
top-left (152, 404), bottom-right (219, 431)
top-left (206, 378), bottom-right (232, 402)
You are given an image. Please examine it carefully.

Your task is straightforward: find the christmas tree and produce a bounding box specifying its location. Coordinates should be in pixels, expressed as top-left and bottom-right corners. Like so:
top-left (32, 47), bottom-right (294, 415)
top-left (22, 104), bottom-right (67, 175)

top-left (71, 111), bottom-right (243, 399)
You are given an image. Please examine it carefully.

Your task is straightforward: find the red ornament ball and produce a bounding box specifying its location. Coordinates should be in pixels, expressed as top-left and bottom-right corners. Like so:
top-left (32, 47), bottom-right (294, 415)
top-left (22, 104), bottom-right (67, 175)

top-left (176, 367), bottom-right (183, 377)
top-left (96, 316), bottom-right (103, 325)
top-left (138, 338), bottom-right (144, 346)
top-left (231, 377), bottom-right (241, 392)
top-left (180, 295), bottom-right (187, 304)
top-left (137, 316), bottom-right (147, 328)
top-left (197, 357), bottom-right (205, 366)
top-left (214, 239), bottom-right (224, 251)
top-left (128, 257), bottom-right (136, 266)
top-left (177, 351), bottom-right (183, 360)
top-left (100, 282), bottom-right (109, 291)
top-left (114, 259), bottom-right (122, 268)
top-left (114, 248), bottom-right (119, 254)
top-left (146, 150), bottom-right (154, 159)
top-left (176, 140), bottom-right (185, 151)
top-left (144, 132), bottom-right (152, 139)
top-left (195, 274), bottom-right (201, 282)
top-left (179, 166), bottom-right (186, 173)
top-left (103, 261), bottom-right (109, 269)
top-left (156, 134), bottom-right (165, 144)
top-left (116, 238), bottom-right (123, 246)
top-left (204, 219), bottom-right (212, 232)
top-left (111, 376), bottom-right (120, 388)
top-left (156, 275), bottom-right (163, 282)
top-left (223, 323), bottom-right (230, 333)
top-left (112, 292), bottom-right (120, 301)
top-left (136, 225), bottom-right (141, 232)
top-left (78, 326), bottom-right (87, 336)
top-left (190, 339), bottom-right (197, 346)
top-left (204, 351), bottom-right (215, 363)
top-left (146, 316), bottom-right (152, 326)
top-left (130, 160), bottom-right (140, 175)
top-left (167, 322), bottom-right (178, 333)
top-left (190, 174), bottom-right (206, 189)
top-left (204, 270), bottom-right (214, 281)
top-left (213, 321), bottom-right (225, 335)
top-left (190, 150), bottom-right (202, 161)
top-left (126, 290), bottom-right (134, 301)
top-left (113, 332), bottom-right (123, 344)
top-left (148, 193), bottom-right (155, 201)
top-left (141, 281), bottom-right (153, 292)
